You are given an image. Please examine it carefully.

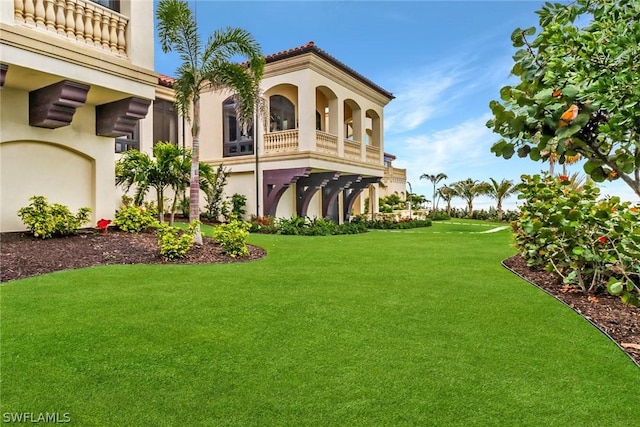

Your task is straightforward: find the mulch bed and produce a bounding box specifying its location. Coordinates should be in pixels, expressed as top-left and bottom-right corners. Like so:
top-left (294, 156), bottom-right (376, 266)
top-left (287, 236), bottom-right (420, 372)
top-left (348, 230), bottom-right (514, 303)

top-left (1, 230), bottom-right (638, 366)
top-left (503, 255), bottom-right (640, 366)
top-left (0, 229), bottom-right (266, 283)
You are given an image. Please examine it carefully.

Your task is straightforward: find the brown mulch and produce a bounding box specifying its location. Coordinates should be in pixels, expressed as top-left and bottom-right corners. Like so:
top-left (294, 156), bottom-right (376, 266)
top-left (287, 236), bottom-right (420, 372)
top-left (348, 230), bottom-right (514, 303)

top-left (503, 255), bottom-right (640, 366)
top-left (1, 230), bottom-right (637, 365)
top-left (0, 229), bottom-right (266, 283)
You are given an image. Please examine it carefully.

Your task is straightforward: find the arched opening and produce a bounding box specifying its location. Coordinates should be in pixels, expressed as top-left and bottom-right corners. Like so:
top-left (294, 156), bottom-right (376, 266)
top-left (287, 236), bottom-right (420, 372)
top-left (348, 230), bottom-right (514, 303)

top-left (269, 95), bottom-right (296, 132)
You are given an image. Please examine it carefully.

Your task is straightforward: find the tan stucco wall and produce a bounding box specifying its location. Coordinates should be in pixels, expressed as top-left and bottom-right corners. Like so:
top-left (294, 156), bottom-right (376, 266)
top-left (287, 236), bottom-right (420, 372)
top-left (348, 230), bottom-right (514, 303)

top-left (1, 87), bottom-right (115, 232)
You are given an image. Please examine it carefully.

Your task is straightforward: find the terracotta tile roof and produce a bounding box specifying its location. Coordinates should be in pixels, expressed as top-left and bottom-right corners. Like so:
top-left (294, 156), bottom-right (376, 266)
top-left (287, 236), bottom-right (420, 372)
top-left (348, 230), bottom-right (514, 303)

top-left (264, 41), bottom-right (394, 100)
top-left (384, 152), bottom-right (397, 160)
top-left (157, 42), bottom-right (394, 100)
top-left (158, 73), bottom-right (175, 88)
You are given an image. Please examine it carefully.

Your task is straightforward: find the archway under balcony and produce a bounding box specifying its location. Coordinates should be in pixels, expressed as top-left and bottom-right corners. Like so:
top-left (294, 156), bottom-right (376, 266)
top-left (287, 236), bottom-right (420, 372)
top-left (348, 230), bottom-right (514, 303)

top-left (343, 99), bottom-right (363, 144)
top-left (264, 84), bottom-right (298, 132)
top-left (315, 86), bottom-right (338, 135)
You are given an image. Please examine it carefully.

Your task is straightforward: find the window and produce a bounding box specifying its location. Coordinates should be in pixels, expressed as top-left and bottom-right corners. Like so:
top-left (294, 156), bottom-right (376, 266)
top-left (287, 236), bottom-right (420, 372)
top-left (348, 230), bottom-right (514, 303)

top-left (90, 0), bottom-right (120, 12)
top-left (115, 121), bottom-right (139, 153)
top-left (316, 111), bottom-right (322, 131)
top-left (269, 95), bottom-right (295, 132)
top-left (223, 97), bottom-right (253, 157)
top-left (153, 99), bottom-right (178, 147)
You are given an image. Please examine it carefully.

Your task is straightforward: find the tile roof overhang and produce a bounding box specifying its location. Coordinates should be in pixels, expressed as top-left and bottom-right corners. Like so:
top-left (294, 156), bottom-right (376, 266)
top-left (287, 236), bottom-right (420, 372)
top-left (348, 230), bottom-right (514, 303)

top-left (156, 42), bottom-right (394, 101)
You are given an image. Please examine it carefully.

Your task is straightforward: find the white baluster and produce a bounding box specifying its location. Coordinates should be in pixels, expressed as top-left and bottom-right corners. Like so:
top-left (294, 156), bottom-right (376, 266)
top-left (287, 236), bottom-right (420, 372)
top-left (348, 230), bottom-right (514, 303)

top-left (15, 0), bottom-right (25, 24)
top-left (44, 0), bottom-right (55, 31)
top-left (23, 0), bottom-right (34, 26)
top-left (55, 0), bottom-right (65, 34)
top-left (117, 19), bottom-right (126, 55)
top-left (108, 16), bottom-right (117, 52)
top-left (92, 9), bottom-right (101, 46)
top-left (83, 5), bottom-right (93, 45)
top-left (101, 14), bottom-right (109, 50)
top-left (64, 0), bottom-right (74, 38)
top-left (34, 0), bottom-right (45, 28)
top-left (74, 3), bottom-right (84, 41)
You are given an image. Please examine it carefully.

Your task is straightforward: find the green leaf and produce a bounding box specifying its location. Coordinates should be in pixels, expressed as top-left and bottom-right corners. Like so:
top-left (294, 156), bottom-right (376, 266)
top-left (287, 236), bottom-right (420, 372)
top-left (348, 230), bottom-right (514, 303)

top-left (556, 124), bottom-right (581, 139)
top-left (607, 280), bottom-right (623, 296)
top-left (572, 247), bottom-right (584, 255)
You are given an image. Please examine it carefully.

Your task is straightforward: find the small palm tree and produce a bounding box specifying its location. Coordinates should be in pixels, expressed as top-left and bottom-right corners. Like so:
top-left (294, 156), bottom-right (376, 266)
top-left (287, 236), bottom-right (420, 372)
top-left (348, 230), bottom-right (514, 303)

top-left (157, 0), bottom-right (265, 244)
top-left (486, 178), bottom-right (518, 221)
top-left (420, 172), bottom-right (448, 212)
top-left (116, 142), bottom-right (190, 223)
top-left (436, 185), bottom-right (456, 216)
top-left (451, 178), bottom-right (489, 219)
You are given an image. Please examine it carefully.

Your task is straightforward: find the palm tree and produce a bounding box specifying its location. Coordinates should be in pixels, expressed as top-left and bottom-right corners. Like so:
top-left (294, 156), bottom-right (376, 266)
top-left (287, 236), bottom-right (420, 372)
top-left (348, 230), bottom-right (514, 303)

top-left (436, 185), bottom-right (456, 216)
top-left (157, 0), bottom-right (264, 244)
top-left (419, 172), bottom-right (448, 212)
top-left (116, 142), bottom-right (190, 223)
top-left (486, 178), bottom-right (518, 221)
top-left (451, 178), bottom-right (489, 219)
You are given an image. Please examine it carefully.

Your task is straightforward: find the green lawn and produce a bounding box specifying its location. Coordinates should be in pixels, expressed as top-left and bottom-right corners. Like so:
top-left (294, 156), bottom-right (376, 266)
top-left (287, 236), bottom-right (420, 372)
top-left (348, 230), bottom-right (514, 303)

top-left (2, 221), bottom-right (638, 426)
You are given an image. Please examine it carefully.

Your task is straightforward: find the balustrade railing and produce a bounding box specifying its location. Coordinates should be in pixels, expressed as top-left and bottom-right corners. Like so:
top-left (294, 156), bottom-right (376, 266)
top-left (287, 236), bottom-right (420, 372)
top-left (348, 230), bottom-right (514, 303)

top-left (366, 145), bottom-right (381, 164)
top-left (315, 130), bottom-right (338, 155)
top-left (264, 129), bottom-right (299, 153)
top-left (14, 0), bottom-right (128, 56)
top-left (344, 140), bottom-right (361, 160)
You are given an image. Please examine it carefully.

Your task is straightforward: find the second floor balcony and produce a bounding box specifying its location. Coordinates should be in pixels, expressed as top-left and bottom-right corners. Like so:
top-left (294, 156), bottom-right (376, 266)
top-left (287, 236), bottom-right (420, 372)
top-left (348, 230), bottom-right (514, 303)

top-left (13, 0), bottom-right (129, 56)
top-left (262, 128), bottom-right (381, 166)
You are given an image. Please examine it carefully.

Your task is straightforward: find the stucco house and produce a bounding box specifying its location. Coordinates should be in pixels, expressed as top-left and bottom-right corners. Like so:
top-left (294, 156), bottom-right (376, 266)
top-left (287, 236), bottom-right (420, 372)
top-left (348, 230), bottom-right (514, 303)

top-left (1, 1), bottom-right (405, 232)
top-left (1, 0), bottom-right (156, 232)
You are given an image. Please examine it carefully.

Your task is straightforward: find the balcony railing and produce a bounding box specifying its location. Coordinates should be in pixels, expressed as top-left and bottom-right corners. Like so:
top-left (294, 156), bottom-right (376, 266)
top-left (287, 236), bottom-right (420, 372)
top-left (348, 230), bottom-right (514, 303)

top-left (384, 167), bottom-right (407, 182)
top-left (14, 0), bottom-right (128, 56)
top-left (315, 130), bottom-right (337, 155)
top-left (264, 129), bottom-right (299, 153)
top-left (344, 140), bottom-right (361, 160)
top-left (366, 145), bottom-right (381, 164)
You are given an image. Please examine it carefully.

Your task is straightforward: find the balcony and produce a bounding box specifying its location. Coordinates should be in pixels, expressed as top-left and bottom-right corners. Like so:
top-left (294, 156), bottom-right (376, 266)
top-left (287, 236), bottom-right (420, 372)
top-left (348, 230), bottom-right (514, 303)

top-left (263, 129), bottom-right (381, 166)
top-left (14, 0), bottom-right (128, 56)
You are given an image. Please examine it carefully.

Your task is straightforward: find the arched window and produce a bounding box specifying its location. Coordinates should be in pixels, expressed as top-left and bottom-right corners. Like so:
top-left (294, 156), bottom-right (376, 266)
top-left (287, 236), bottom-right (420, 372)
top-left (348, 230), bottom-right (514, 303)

top-left (223, 97), bottom-right (253, 157)
top-left (269, 95), bottom-right (295, 132)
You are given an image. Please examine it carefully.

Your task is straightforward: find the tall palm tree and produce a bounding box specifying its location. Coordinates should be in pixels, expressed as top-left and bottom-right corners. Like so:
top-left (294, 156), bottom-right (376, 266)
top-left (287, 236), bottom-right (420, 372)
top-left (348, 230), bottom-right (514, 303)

top-left (419, 172), bottom-right (448, 212)
top-left (486, 178), bottom-right (518, 221)
top-left (116, 142), bottom-right (190, 223)
top-left (157, 0), bottom-right (264, 244)
top-left (451, 178), bottom-right (489, 219)
top-left (436, 185), bottom-right (456, 216)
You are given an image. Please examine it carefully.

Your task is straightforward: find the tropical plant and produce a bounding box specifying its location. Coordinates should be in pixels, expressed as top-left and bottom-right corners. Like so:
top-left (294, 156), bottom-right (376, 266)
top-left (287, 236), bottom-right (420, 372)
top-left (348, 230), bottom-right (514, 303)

top-left (157, 0), bottom-right (265, 244)
top-left (203, 164), bottom-right (230, 222)
top-left (514, 174), bottom-right (639, 306)
top-left (17, 196), bottom-right (91, 239)
top-left (115, 142), bottom-right (188, 223)
top-left (487, 0), bottom-right (640, 197)
top-left (157, 220), bottom-right (200, 260)
top-left (114, 206), bottom-right (158, 233)
top-left (451, 179), bottom-right (489, 219)
top-left (485, 178), bottom-right (518, 221)
top-left (436, 185), bottom-right (456, 216)
top-left (420, 173), bottom-right (448, 211)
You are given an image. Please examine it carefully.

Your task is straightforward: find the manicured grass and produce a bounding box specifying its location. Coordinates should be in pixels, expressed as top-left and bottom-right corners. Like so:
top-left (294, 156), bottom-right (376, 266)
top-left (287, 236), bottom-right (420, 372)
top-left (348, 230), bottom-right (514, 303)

top-left (2, 221), bottom-right (639, 426)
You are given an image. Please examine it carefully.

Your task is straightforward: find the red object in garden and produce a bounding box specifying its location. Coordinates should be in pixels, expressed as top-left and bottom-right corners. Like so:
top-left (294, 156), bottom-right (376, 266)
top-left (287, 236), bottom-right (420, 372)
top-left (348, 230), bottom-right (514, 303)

top-left (559, 175), bottom-right (569, 182)
top-left (97, 219), bottom-right (111, 233)
top-left (598, 236), bottom-right (607, 243)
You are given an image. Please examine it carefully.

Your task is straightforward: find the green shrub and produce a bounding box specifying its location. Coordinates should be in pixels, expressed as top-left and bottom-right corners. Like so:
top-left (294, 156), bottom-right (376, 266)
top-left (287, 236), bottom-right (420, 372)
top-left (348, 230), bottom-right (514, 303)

top-left (249, 216), bottom-right (277, 234)
top-left (229, 193), bottom-right (247, 220)
top-left (114, 206), bottom-right (158, 233)
top-left (514, 174), bottom-right (639, 306)
top-left (212, 220), bottom-right (250, 257)
top-left (157, 221), bottom-right (199, 260)
top-left (365, 218), bottom-right (432, 229)
top-left (17, 196), bottom-right (91, 239)
top-left (276, 216), bottom-right (308, 235)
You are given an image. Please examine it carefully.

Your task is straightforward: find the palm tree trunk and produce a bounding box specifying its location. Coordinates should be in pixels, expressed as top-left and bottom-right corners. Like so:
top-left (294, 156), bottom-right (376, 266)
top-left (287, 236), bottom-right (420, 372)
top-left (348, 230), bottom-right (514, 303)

top-left (190, 96), bottom-right (203, 245)
top-left (497, 200), bottom-right (503, 221)
top-left (467, 201), bottom-right (473, 219)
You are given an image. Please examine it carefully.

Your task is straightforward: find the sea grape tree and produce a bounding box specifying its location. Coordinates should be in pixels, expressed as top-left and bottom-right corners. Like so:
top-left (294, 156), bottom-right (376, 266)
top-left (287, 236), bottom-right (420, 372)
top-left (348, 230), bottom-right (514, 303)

top-left (487, 0), bottom-right (640, 197)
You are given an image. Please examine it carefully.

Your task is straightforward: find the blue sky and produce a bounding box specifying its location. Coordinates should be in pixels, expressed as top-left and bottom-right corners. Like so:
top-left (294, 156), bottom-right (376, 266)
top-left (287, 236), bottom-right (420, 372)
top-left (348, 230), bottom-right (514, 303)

top-left (153, 0), bottom-right (636, 210)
